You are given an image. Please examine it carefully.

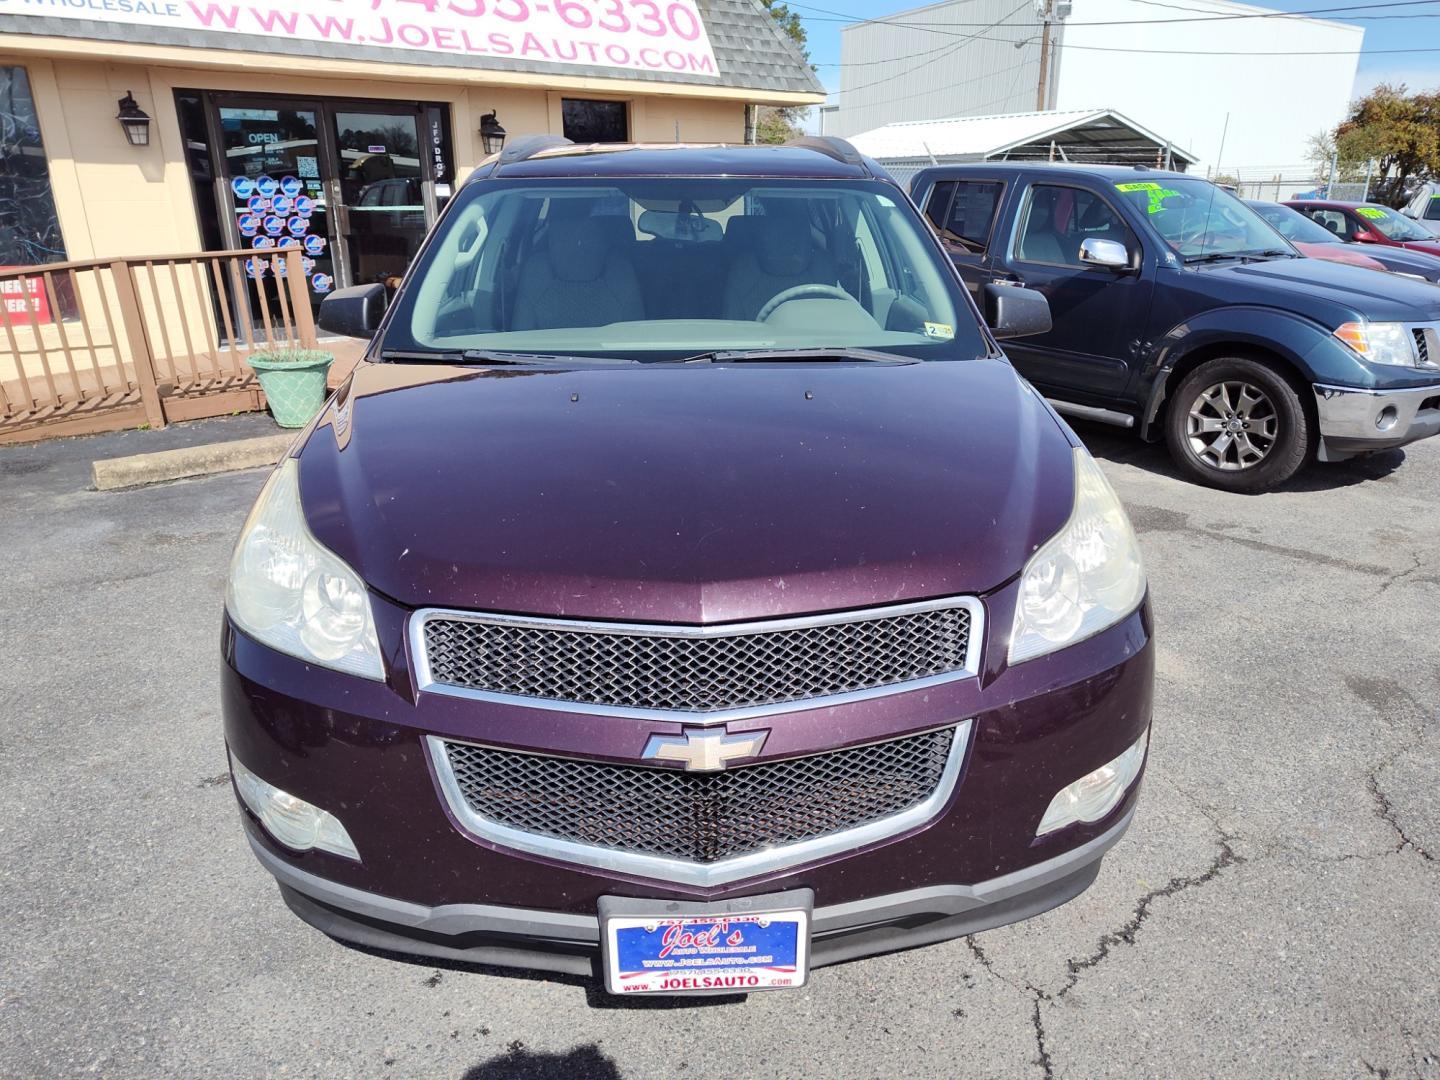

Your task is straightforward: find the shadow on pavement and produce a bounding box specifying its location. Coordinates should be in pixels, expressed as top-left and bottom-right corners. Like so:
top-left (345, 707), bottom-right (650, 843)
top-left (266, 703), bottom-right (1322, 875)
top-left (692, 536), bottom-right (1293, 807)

top-left (462, 1043), bottom-right (622, 1079)
top-left (344, 941), bottom-right (748, 1011)
top-left (1065, 417), bottom-right (1408, 492)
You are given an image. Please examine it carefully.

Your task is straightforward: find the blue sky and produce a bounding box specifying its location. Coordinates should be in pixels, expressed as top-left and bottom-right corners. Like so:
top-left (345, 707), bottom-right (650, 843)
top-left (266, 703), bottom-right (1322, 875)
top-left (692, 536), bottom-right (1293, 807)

top-left (789, 0), bottom-right (1440, 106)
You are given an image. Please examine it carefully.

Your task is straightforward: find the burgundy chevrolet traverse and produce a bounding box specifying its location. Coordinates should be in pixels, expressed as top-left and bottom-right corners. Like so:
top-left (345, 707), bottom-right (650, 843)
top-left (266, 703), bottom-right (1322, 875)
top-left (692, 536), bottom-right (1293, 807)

top-left (222, 137), bottom-right (1153, 996)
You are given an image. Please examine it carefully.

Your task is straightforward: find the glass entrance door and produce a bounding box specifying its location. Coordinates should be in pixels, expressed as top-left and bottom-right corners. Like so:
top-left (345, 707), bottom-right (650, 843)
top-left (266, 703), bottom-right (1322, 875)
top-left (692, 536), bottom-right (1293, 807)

top-left (330, 109), bottom-right (430, 290)
top-left (214, 101), bottom-right (338, 332)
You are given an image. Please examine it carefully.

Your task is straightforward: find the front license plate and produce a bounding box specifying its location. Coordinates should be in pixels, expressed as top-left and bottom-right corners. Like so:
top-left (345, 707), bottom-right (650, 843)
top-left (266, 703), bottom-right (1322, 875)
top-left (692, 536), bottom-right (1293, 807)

top-left (600, 892), bottom-right (811, 996)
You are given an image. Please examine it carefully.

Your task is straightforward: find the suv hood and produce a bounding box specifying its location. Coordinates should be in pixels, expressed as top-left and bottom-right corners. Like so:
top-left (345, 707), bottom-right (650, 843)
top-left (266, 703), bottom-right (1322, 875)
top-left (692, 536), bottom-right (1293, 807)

top-left (297, 358), bottom-right (1075, 623)
top-left (1197, 256), bottom-right (1440, 322)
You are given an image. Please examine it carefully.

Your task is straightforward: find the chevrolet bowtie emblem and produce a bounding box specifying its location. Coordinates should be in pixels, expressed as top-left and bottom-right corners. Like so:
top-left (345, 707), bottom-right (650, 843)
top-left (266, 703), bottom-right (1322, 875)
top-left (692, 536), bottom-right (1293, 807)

top-left (642, 727), bottom-right (769, 772)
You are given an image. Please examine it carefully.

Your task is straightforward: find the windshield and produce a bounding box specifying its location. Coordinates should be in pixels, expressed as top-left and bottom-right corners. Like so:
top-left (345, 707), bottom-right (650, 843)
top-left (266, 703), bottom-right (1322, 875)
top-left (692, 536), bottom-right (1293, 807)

top-left (382, 177), bottom-right (983, 361)
top-left (1355, 204), bottom-right (1433, 241)
top-left (1247, 202), bottom-right (1340, 246)
top-left (1113, 177), bottom-right (1292, 260)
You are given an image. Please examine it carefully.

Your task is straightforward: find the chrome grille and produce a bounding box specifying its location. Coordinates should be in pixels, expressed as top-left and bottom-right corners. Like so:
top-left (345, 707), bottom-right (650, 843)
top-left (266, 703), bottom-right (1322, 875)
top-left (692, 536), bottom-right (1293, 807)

top-left (438, 727), bottom-right (958, 865)
top-left (416, 600), bottom-right (977, 715)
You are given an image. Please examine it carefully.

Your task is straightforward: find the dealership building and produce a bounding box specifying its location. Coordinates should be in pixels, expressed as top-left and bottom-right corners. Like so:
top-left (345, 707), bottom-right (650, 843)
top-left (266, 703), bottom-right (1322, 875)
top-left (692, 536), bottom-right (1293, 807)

top-left (0, 0), bottom-right (822, 291)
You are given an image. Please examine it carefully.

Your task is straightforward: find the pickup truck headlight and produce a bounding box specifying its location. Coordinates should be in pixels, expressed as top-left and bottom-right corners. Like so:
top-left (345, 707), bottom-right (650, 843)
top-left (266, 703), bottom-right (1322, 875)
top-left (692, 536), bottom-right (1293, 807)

top-left (1009, 448), bottom-right (1146, 664)
top-left (1333, 321), bottom-right (1432, 369)
top-left (226, 458), bottom-right (384, 679)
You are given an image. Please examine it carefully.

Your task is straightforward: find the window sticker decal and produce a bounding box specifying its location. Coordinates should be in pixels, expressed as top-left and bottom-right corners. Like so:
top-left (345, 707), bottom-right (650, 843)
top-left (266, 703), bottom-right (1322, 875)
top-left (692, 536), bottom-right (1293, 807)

top-left (303, 234), bottom-right (326, 255)
top-left (924, 322), bottom-right (955, 340)
top-left (1356, 207), bottom-right (1387, 220)
top-left (263, 215), bottom-right (285, 236)
top-left (1115, 180), bottom-right (1181, 213)
top-left (311, 272), bottom-right (333, 294)
top-left (245, 257), bottom-right (267, 279)
top-left (255, 175), bottom-right (279, 199)
top-left (237, 213), bottom-right (260, 237)
top-left (272, 195), bottom-right (293, 216)
top-left (231, 176), bottom-right (256, 198)
top-left (288, 216), bottom-right (309, 236)
top-left (279, 175), bottom-right (302, 198)
top-left (252, 236), bottom-right (275, 249)
top-left (248, 194), bottom-right (271, 213)
top-left (294, 195), bottom-right (315, 217)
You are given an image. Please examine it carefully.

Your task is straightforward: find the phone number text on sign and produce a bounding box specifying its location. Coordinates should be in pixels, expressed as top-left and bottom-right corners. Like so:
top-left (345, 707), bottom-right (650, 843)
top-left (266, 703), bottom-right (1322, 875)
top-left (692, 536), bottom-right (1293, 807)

top-left (0, 0), bottom-right (718, 77)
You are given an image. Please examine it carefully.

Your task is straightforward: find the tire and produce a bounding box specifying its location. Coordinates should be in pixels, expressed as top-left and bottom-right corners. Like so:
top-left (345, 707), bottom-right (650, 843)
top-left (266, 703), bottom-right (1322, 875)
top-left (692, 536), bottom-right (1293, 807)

top-left (1163, 356), bottom-right (1312, 493)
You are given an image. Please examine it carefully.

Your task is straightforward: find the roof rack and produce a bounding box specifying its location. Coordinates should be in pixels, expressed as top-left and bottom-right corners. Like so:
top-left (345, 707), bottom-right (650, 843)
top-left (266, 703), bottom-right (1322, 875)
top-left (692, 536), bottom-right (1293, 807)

top-left (784, 136), bottom-right (867, 170)
top-left (499, 135), bottom-right (574, 165)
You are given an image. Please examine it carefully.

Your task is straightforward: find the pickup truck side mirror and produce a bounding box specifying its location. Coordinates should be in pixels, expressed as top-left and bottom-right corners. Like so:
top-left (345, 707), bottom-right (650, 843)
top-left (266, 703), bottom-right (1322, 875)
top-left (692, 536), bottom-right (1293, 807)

top-left (1078, 237), bottom-right (1132, 269)
top-left (982, 282), bottom-right (1052, 340)
top-left (318, 283), bottom-right (388, 339)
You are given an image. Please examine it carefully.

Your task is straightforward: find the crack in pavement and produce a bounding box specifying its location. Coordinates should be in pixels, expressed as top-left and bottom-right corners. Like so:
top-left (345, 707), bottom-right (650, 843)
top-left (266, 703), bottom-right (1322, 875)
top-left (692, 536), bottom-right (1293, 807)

top-left (1030, 997), bottom-right (1056, 1080)
top-left (1056, 806), bottom-right (1245, 1000)
top-left (1368, 768), bottom-right (1435, 865)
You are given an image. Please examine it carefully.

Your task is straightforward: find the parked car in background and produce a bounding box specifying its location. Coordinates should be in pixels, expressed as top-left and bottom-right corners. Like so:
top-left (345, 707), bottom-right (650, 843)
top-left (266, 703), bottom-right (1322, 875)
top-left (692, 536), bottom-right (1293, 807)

top-left (913, 164), bottom-right (1440, 492)
top-left (1400, 182), bottom-right (1440, 236)
top-left (1286, 199), bottom-right (1440, 258)
top-left (223, 138), bottom-right (1155, 998)
top-left (1247, 200), bottom-right (1440, 283)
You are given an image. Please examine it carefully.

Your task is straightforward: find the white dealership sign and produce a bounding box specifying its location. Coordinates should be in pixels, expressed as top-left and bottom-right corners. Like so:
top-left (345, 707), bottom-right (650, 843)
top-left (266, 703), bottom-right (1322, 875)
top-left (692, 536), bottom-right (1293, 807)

top-left (0, 0), bottom-right (718, 77)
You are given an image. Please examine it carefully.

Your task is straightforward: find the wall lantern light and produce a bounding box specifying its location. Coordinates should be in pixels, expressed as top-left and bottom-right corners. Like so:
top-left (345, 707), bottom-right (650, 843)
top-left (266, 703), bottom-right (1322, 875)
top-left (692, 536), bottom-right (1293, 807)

top-left (480, 111), bottom-right (507, 156)
top-left (117, 92), bottom-right (152, 147)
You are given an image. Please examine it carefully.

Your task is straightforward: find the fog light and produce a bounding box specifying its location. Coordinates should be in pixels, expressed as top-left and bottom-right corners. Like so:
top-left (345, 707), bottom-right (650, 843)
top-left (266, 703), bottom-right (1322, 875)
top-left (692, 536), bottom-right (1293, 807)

top-left (1037, 730), bottom-right (1149, 837)
top-left (1376, 406), bottom-right (1399, 431)
top-left (230, 754), bottom-right (359, 860)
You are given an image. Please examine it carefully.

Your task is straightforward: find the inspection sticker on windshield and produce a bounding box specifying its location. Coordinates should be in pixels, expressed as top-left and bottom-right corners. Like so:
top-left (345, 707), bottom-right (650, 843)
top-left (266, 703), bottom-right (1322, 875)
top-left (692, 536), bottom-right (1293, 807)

top-left (924, 321), bottom-right (955, 340)
top-left (602, 908), bottom-right (809, 995)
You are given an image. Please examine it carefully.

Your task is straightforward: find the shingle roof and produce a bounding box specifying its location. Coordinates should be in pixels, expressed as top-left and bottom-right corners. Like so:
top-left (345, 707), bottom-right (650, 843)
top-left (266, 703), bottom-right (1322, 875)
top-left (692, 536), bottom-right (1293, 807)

top-left (850, 110), bottom-right (1197, 165)
top-left (0, 0), bottom-right (823, 97)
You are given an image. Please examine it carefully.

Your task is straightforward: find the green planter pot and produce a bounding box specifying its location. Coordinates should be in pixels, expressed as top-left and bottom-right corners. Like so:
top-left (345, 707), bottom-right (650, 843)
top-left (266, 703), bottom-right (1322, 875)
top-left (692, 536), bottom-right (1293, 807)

top-left (248, 348), bottom-right (334, 428)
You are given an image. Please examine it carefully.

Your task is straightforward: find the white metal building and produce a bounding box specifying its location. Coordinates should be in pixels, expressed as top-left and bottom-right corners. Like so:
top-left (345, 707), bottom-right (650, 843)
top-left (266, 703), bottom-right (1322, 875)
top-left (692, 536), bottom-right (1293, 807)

top-left (849, 108), bottom-right (1198, 188)
top-left (833, 0), bottom-right (1364, 176)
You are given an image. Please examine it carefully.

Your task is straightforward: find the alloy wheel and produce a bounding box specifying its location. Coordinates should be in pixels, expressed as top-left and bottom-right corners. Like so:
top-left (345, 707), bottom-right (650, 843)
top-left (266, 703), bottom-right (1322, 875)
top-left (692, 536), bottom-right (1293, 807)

top-left (1186, 380), bottom-right (1279, 471)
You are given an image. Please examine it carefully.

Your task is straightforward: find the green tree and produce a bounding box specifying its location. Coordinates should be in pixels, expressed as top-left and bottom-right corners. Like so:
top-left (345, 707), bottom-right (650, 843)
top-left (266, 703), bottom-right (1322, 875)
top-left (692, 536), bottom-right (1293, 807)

top-left (1331, 84), bottom-right (1440, 206)
top-left (755, 0), bottom-right (812, 145)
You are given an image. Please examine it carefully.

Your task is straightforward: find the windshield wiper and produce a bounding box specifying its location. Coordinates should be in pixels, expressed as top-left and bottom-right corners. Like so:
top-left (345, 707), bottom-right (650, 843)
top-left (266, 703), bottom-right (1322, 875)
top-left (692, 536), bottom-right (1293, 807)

top-left (1183, 252), bottom-right (1246, 265)
top-left (1242, 248), bottom-right (1298, 260)
top-left (671, 347), bottom-right (913, 365)
top-left (378, 348), bottom-right (637, 366)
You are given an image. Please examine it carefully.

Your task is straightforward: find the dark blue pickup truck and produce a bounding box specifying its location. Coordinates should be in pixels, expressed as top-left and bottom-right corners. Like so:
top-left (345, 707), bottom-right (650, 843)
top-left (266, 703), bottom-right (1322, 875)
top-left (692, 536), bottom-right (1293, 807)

top-left (911, 163), bottom-right (1440, 492)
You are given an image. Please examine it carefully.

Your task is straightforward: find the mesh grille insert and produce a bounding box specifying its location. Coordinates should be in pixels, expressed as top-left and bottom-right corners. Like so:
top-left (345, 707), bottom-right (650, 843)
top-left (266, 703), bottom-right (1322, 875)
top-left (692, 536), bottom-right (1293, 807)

top-left (420, 604), bottom-right (974, 712)
top-left (440, 727), bottom-right (957, 864)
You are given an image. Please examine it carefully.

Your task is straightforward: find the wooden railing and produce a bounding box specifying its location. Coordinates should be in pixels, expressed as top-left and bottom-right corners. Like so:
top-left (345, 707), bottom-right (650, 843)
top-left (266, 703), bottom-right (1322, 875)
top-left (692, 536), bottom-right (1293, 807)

top-left (0, 248), bottom-right (320, 444)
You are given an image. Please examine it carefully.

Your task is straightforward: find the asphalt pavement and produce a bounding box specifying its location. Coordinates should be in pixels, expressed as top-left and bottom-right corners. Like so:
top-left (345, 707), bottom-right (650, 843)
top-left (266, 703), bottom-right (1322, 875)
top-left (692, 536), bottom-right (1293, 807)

top-left (1, 413), bottom-right (1436, 1079)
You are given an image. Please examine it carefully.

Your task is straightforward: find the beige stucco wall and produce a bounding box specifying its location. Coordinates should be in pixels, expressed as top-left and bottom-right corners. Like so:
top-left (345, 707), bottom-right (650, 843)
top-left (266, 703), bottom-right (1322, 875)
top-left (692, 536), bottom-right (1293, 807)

top-left (0, 49), bottom-right (749, 265)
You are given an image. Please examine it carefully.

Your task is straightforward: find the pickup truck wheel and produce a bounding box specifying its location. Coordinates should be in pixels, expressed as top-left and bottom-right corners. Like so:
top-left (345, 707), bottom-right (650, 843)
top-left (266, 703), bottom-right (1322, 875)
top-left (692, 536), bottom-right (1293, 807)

top-left (1164, 358), bottom-right (1311, 493)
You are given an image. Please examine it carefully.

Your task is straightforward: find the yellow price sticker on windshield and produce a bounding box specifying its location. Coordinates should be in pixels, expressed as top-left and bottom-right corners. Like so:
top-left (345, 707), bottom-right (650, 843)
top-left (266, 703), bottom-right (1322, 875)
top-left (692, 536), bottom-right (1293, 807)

top-left (1115, 182), bottom-right (1161, 192)
top-left (1356, 207), bottom-right (1387, 220)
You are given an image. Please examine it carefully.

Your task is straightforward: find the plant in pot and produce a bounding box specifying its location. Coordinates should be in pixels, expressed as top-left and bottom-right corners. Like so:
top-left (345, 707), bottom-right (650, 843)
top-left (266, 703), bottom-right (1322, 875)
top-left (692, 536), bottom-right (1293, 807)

top-left (247, 348), bottom-right (334, 428)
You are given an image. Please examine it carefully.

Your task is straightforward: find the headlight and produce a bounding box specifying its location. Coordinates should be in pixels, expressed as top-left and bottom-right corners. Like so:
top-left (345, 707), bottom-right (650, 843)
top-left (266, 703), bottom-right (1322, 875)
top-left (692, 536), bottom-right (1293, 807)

top-left (1036, 729), bottom-right (1149, 836)
top-left (231, 753), bottom-right (359, 860)
top-left (226, 458), bottom-right (384, 679)
top-left (1009, 448), bottom-right (1145, 664)
top-left (1333, 321), bottom-right (1428, 369)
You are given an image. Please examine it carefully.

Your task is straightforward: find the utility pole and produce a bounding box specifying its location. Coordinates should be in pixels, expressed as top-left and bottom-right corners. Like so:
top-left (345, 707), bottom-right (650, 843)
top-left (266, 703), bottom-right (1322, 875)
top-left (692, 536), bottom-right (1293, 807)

top-left (1036, 0), bottom-right (1053, 111)
top-left (1326, 150), bottom-right (1339, 198)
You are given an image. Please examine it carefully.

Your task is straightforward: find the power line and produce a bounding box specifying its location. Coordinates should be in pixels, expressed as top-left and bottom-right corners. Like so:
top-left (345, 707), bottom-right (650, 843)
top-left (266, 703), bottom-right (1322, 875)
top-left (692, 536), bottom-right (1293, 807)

top-left (836, 0), bottom-right (1031, 97)
top-left (794, 0), bottom-right (1439, 32)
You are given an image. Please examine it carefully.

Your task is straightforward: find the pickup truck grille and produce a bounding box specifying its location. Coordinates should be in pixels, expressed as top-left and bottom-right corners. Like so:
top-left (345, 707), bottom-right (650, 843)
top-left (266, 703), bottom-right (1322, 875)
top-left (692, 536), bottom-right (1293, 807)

top-left (414, 599), bottom-right (979, 716)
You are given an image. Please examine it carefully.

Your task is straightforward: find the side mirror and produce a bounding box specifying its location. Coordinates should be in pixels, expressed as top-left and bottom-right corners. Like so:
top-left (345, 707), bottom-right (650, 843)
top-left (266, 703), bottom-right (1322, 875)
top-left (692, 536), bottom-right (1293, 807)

top-left (1078, 237), bottom-right (1131, 269)
top-left (982, 282), bottom-right (1052, 340)
top-left (318, 283), bottom-right (387, 339)
top-left (1352, 229), bottom-right (1375, 243)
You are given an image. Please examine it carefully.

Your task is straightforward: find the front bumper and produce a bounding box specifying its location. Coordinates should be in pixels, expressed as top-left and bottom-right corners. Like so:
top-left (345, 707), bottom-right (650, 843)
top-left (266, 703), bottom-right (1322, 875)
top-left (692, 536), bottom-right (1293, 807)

top-left (251, 806), bottom-right (1135, 978)
top-left (1314, 381), bottom-right (1440, 458)
top-left (224, 586), bottom-right (1153, 979)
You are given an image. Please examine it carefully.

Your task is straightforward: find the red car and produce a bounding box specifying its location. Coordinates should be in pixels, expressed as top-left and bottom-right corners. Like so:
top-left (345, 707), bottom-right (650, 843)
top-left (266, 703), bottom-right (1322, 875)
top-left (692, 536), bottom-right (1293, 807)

top-left (1286, 199), bottom-right (1440, 258)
